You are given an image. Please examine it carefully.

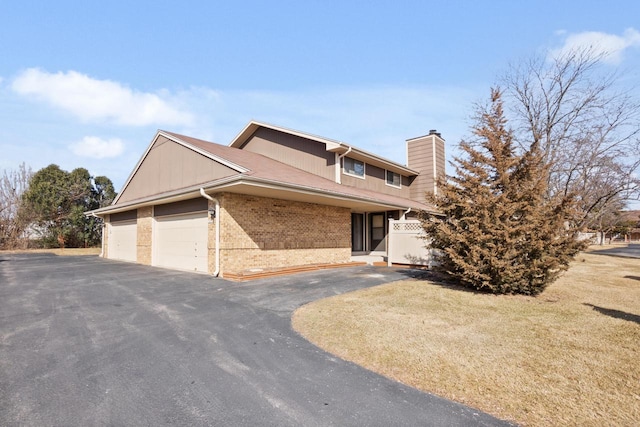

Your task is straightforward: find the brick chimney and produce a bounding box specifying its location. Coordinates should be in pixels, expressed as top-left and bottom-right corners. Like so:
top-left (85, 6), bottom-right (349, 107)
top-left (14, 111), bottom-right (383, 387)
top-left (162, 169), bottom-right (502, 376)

top-left (407, 130), bottom-right (445, 202)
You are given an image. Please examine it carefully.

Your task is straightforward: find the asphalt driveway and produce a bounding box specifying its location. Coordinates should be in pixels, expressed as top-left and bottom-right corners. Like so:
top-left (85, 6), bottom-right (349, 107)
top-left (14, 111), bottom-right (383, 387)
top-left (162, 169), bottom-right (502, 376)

top-left (589, 243), bottom-right (640, 259)
top-left (0, 254), bottom-right (510, 426)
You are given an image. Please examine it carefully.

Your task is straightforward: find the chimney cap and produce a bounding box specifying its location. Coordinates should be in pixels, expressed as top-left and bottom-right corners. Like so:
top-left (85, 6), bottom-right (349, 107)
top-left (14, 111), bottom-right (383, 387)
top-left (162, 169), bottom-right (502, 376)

top-left (406, 130), bottom-right (445, 142)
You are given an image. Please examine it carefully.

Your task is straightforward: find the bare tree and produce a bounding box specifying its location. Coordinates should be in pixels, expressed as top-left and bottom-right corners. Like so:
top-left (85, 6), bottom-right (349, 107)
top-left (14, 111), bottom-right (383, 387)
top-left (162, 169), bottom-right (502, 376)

top-left (0, 163), bottom-right (32, 249)
top-left (503, 47), bottom-right (640, 229)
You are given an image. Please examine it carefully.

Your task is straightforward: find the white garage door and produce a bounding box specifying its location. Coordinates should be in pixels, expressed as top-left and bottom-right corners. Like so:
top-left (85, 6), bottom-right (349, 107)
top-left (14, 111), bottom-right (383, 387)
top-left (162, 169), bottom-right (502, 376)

top-left (108, 220), bottom-right (137, 262)
top-left (154, 212), bottom-right (208, 273)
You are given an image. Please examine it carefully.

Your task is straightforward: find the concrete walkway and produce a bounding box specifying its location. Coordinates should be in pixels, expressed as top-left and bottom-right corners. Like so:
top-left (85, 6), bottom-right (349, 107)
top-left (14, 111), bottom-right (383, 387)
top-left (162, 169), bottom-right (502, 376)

top-left (0, 254), bottom-right (511, 426)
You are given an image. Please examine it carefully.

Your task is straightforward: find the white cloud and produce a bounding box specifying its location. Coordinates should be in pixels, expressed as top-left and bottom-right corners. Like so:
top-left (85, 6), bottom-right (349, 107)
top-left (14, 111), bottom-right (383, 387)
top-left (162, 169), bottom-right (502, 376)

top-left (69, 136), bottom-right (125, 159)
top-left (11, 68), bottom-right (194, 126)
top-left (550, 28), bottom-right (640, 64)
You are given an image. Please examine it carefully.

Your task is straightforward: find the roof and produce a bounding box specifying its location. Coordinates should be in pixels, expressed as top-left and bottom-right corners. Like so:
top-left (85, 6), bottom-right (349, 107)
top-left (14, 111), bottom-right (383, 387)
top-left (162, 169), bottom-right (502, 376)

top-left (620, 210), bottom-right (640, 224)
top-left (229, 120), bottom-right (420, 176)
top-left (91, 128), bottom-right (437, 216)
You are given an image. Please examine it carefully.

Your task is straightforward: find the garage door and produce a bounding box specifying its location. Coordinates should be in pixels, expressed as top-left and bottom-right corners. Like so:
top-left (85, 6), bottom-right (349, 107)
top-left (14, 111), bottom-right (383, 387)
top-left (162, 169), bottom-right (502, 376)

top-left (154, 212), bottom-right (208, 273)
top-left (108, 220), bottom-right (137, 262)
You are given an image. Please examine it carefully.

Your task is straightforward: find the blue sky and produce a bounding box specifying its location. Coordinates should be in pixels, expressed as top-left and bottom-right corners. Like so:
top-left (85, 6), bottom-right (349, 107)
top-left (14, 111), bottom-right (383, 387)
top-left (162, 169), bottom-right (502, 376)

top-left (1, 0), bottom-right (639, 202)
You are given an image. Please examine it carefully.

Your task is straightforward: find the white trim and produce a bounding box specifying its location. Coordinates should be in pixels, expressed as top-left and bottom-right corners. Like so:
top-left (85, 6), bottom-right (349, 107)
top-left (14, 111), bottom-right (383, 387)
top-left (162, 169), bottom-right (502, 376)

top-left (345, 146), bottom-right (417, 176)
top-left (342, 157), bottom-right (366, 180)
top-left (90, 172), bottom-right (436, 217)
top-left (351, 212), bottom-right (366, 252)
top-left (112, 131), bottom-right (248, 205)
top-left (335, 146), bottom-right (352, 184)
top-left (215, 177), bottom-right (413, 211)
top-left (200, 188), bottom-right (220, 277)
top-left (432, 136), bottom-right (438, 195)
top-left (385, 170), bottom-right (402, 189)
top-left (229, 120), bottom-right (344, 151)
top-left (161, 131), bottom-right (249, 174)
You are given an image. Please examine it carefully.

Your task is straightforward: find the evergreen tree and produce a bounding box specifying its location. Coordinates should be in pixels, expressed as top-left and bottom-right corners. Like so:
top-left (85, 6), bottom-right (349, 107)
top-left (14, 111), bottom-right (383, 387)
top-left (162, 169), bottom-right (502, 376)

top-left (21, 164), bottom-right (116, 248)
top-left (422, 89), bottom-right (587, 295)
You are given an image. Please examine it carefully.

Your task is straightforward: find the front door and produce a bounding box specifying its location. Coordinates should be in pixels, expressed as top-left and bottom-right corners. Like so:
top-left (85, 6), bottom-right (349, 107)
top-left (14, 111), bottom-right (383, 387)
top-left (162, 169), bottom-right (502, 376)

top-left (370, 213), bottom-right (385, 251)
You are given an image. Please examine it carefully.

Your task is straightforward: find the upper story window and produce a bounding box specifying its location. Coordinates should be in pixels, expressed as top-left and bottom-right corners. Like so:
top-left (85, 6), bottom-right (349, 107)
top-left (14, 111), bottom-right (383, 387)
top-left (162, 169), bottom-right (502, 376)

top-left (386, 170), bottom-right (401, 188)
top-left (343, 157), bottom-right (365, 178)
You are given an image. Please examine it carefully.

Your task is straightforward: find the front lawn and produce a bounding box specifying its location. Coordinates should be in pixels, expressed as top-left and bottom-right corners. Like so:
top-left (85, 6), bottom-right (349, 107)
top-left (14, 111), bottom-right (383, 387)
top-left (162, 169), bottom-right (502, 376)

top-left (292, 252), bottom-right (640, 426)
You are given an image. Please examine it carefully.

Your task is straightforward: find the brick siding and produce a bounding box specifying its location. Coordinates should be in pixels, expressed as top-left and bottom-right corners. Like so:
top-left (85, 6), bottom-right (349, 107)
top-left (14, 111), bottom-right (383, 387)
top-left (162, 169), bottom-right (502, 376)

top-left (217, 193), bottom-right (351, 275)
top-left (207, 199), bottom-right (217, 274)
top-left (136, 206), bottom-right (153, 265)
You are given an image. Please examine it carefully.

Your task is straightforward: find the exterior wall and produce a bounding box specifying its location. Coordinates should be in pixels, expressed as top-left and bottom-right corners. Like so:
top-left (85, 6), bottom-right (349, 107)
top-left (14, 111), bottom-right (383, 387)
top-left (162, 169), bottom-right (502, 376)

top-left (207, 199), bottom-right (217, 275)
top-left (407, 133), bottom-right (445, 202)
top-left (136, 206), bottom-right (153, 265)
top-left (340, 162), bottom-right (412, 198)
top-left (118, 135), bottom-right (237, 203)
top-left (240, 127), bottom-right (336, 181)
top-left (103, 214), bottom-right (110, 258)
top-left (217, 193), bottom-right (351, 275)
top-left (238, 127), bottom-right (413, 199)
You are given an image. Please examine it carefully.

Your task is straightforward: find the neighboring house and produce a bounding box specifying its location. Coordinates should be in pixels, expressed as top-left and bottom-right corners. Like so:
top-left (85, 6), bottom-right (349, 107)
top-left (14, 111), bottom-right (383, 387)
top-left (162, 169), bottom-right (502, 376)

top-left (619, 210), bottom-right (640, 241)
top-left (87, 121), bottom-right (445, 278)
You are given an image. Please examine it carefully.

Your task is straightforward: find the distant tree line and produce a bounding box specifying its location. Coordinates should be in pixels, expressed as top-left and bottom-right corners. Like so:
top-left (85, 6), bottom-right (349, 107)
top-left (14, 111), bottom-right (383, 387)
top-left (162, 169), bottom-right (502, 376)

top-left (0, 164), bottom-right (115, 249)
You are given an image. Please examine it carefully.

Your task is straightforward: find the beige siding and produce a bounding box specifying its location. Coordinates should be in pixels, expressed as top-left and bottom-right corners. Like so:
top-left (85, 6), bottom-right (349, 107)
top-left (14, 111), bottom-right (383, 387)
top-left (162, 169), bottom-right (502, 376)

top-left (240, 127), bottom-right (335, 180)
top-left (435, 138), bottom-right (445, 183)
top-left (407, 134), bottom-right (445, 202)
top-left (238, 127), bottom-right (412, 198)
top-left (117, 136), bottom-right (238, 204)
top-left (217, 192), bottom-right (351, 275)
top-left (340, 162), bottom-right (412, 198)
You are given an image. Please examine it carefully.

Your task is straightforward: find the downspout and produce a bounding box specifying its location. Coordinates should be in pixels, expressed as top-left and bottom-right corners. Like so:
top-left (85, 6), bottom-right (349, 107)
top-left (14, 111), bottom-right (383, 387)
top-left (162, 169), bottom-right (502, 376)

top-left (401, 207), bottom-right (411, 220)
top-left (200, 188), bottom-right (220, 277)
top-left (335, 146), bottom-right (352, 184)
top-left (91, 212), bottom-right (104, 257)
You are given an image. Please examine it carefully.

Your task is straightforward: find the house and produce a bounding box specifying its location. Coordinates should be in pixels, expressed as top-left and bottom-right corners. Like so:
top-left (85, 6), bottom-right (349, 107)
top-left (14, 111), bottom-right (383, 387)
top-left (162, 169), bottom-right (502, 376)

top-left (87, 121), bottom-right (445, 278)
top-left (618, 210), bottom-right (640, 242)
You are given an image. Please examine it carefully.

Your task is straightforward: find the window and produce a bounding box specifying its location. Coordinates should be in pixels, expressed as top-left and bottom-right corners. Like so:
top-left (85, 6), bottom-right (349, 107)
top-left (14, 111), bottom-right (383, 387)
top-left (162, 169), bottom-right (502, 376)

top-left (343, 157), bottom-right (365, 178)
top-left (386, 170), bottom-right (401, 188)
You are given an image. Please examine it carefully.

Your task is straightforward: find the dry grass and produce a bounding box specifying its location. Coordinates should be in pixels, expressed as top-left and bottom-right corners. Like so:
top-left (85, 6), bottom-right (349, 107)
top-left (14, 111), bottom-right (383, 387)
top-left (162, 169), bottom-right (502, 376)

top-left (293, 252), bottom-right (640, 426)
top-left (0, 247), bottom-right (101, 256)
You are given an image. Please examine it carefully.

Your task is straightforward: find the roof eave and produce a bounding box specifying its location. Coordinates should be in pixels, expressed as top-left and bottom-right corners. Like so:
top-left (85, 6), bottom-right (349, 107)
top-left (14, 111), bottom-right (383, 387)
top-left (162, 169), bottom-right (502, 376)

top-left (229, 120), bottom-right (345, 150)
top-left (87, 174), bottom-right (437, 217)
top-left (229, 120), bottom-right (419, 176)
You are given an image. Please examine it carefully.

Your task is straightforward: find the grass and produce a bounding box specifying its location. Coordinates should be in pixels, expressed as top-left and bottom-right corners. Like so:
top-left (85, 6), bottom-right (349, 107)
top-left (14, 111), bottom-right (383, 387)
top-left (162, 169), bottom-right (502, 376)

top-left (292, 252), bottom-right (640, 426)
top-left (0, 247), bottom-right (101, 256)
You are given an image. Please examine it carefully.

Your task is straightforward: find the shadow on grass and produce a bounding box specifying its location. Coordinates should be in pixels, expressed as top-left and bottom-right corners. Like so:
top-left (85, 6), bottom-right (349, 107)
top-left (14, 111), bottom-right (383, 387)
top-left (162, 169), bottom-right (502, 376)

top-left (624, 275), bottom-right (640, 281)
top-left (396, 268), bottom-right (488, 295)
top-left (584, 303), bottom-right (640, 325)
